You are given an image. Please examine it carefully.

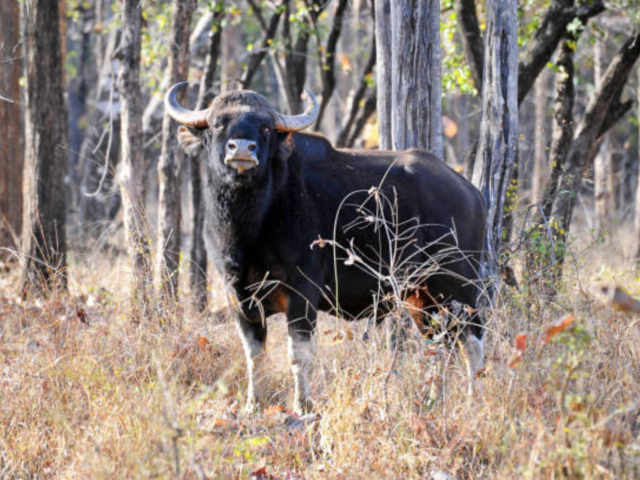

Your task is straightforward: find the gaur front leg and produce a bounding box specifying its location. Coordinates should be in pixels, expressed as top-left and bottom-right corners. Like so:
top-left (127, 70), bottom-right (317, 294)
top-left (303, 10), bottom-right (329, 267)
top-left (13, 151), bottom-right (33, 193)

top-left (286, 291), bottom-right (318, 415)
top-left (236, 308), bottom-right (268, 413)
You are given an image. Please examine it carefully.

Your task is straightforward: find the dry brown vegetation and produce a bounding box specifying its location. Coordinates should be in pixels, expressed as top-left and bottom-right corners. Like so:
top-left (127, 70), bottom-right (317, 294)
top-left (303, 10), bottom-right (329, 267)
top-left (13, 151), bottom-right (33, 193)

top-left (1, 223), bottom-right (640, 479)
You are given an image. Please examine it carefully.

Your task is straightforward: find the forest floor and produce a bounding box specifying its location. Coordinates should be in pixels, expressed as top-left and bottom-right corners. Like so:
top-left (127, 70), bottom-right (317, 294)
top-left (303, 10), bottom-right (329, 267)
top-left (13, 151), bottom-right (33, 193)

top-left (1, 222), bottom-right (640, 478)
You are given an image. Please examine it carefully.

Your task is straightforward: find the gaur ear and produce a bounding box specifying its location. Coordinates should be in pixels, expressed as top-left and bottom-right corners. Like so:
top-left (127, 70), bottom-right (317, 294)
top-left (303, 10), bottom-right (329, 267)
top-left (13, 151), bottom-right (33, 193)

top-left (276, 132), bottom-right (294, 162)
top-left (177, 126), bottom-right (204, 157)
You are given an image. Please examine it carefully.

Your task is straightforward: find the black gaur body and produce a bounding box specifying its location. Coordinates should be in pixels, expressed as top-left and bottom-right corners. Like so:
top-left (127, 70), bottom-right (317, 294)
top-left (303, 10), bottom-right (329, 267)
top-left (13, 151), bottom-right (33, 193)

top-left (166, 84), bottom-right (487, 414)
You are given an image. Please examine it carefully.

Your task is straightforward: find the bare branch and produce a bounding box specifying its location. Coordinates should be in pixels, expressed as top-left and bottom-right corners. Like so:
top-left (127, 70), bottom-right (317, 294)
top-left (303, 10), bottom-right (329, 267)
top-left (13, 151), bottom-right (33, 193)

top-left (346, 92), bottom-right (377, 148)
top-left (455, 0), bottom-right (483, 94)
top-left (314, 0), bottom-right (349, 130)
top-left (337, 38), bottom-right (376, 147)
top-left (241, 2), bottom-right (285, 89)
top-left (518, 0), bottom-right (604, 105)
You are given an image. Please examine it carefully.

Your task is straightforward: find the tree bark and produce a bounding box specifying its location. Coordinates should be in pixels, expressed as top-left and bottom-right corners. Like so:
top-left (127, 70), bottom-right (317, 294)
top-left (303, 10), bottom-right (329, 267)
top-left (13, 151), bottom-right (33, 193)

top-left (594, 34), bottom-right (613, 230)
top-left (0, 0), bottom-right (22, 259)
top-left (115, 0), bottom-right (154, 314)
top-left (157, 0), bottom-right (196, 301)
top-left (635, 64), bottom-right (640, 262)
top-left (77, 27), bottom-right (122, 236)
top-left (537, 39), bottom-right (575, 225)
top-left (282, 0), bottom-right (313, 114)
top-left (374, 0), bottom-right (392, 150)
top-left (314, 0), bottom-right (349, 130)
top-left (390, 0), bottom-right (443, 157)
top-left (455, 0), bottom-right (484, 95)
top-left (20, 0), bottom-right (69, 294)
top-left (190, 4), bottom-right (225, 312)
top-left (532, 69), bottom-right (549, 204)
top-left (471, 0), bottom-right (519, 299)
top-left (375, 0), bottom-right (443, 156)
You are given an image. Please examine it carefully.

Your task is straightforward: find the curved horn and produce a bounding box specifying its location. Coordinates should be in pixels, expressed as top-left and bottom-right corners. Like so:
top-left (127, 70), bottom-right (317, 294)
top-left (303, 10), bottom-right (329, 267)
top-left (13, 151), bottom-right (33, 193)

top-left (274, 89), bottom-right (319, 132)
top-left (164, 82), bottom-right (209, 128)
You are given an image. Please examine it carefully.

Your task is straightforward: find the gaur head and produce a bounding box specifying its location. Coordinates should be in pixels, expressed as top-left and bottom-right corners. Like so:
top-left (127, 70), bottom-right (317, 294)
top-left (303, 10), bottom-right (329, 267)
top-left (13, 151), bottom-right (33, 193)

top-left (164, 82), bottom-right (319, 180)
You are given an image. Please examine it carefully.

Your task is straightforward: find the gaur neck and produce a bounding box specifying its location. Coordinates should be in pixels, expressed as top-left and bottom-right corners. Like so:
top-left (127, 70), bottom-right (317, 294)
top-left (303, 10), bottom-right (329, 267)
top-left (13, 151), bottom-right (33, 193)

top-left (208, 174), bottom-right (274, 246)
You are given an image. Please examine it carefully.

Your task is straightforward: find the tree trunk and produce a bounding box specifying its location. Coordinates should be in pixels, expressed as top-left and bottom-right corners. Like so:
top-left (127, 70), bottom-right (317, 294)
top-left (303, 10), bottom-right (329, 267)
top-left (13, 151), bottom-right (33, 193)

top-left (532, 69), bottom-right (548, 204)
top-left (635, 64), bottom-right (640, 262)
top-left (314, 0), bottom-right (349, 130)
top-left (455, 0), bottom-right (484, 95)
top-left (0, 0), bottom-right (22, 260)
top-left (471, 0), bottom-right (519, 299)
top-left (190, 4), bottom-right (225, 312)
top-left (77, 26), bottom-right (122, 237)
top-left (374, 0), bottom-right (392, 150)
top-left (594, 35), bottom-right (613, 230)
top-left (157, 0), bottom-right (196, 301)
top-left (20, 0), bottom-right (69, 294)
top-left (282, 0), bottom-right (312, 114)
top-left (389, 0), bottom-right (443, 157)
top-left (537, 39), bottom-right (575, 225)
top-left (115, 0), bottom-right (154, 315)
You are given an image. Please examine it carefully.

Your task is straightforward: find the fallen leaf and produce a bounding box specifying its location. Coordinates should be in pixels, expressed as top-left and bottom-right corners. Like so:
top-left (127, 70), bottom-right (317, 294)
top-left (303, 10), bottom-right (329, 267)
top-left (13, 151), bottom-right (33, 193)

top-left (196, 336), bottom-right (210, 352)
top-left (508, 333), bottom-right (527, 368)
top-left (542, 315), bottom-right (574, 343)
top-left (250, 465), bottom-right (272, 480)
top-left (264, 405), bottom-right (285, 416)
top-left (214, 418), bottom-right (233, 427)
top-left (76, 308), bottom-right (88, 324)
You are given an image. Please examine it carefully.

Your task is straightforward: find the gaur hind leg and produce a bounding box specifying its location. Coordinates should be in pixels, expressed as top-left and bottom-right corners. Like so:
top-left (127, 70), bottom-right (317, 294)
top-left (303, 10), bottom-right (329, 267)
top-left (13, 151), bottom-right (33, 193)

top-left (285, 288), bottom-right (318, 416)
top-left (457, 309), bottom-right (485, 396)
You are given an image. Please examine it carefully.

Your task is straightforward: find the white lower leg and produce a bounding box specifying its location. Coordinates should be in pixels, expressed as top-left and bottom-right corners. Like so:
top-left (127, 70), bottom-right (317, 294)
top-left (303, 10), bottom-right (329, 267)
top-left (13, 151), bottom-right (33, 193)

top-left (461, 333), bottom-right (485, 395)
top-left (287, 335), bottom-right (313, 415)
top-left (238, 326), bottom-right (266, 412)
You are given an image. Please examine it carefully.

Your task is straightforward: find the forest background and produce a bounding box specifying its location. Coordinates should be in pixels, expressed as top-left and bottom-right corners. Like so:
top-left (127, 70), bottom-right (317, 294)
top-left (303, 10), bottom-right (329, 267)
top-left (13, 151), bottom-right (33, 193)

top-left (1, 0), bottom-right (640, 477)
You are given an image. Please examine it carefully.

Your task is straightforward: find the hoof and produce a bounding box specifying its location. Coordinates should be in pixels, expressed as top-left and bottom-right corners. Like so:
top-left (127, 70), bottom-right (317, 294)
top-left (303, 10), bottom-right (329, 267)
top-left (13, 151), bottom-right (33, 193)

top-left (243, 398), bottom-right (261, 415)
top-left (293, 396), bottom-right (314, 416)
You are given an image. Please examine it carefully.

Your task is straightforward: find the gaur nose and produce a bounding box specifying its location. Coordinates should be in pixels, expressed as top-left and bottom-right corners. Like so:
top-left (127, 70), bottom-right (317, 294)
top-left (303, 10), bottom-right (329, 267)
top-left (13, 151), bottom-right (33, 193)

top-left (227, 139), bottom-right (257, 155)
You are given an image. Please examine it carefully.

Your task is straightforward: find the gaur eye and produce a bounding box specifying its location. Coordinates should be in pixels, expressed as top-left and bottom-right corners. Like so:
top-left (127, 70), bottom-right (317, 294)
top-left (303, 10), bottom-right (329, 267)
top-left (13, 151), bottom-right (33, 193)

top-left (213, 118), bottom-right (226, 131)
top-left (262, 125), bottom-right (270, 134)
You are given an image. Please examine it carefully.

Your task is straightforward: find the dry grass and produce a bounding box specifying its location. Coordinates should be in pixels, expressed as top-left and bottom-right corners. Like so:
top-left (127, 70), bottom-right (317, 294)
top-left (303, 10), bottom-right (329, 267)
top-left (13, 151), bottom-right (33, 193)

top-left (1, 226), bottom-right (640, 479)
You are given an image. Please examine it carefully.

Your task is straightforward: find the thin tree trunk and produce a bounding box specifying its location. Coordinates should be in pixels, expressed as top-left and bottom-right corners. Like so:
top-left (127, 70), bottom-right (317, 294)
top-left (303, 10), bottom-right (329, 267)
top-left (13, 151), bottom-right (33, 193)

top-left (115, 0), bottom-right (154, 315)
top-left (594, 35), bottom-right (613, 230)
top-left (282, 0), bottom-right (313, 113)
top-left (537, 39), bottom-right (575, 225)
top-left (77, 27), bottom-right (122, 235)
top-left (390, 0), bottom-right (443, 157)
top-left (314, 0), bottom-right (349, 130)
top-left (20, 0), bottom-right (69, 294)
top-left (471, 0), bottom-right (519, 300)
top-left (0, 0), bottom-right (22, 259)
top-left (190, 4), bottom-right (224, 312)
top-left (157, 0), bottom-right (196, 302)
top-left (336, 36), bottom-right (376, 147)
top-left (532, 69), bottom-right (548, 204)
top-left (374, 0), bottom-right (392, 150)
top-left (634, 65), bottom-right (640, 262)
top-left (455, 0), bottom-right (484, 95)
